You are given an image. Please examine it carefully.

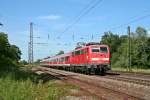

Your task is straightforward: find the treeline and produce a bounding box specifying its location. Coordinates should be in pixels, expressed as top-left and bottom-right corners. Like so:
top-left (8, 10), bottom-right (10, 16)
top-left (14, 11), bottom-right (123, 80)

top-left (100, 26), bottom-right (150, 69)
top-left (1, 26), bottom-right (150, 71)
top-left (0, 32), bottom-right (21, 71)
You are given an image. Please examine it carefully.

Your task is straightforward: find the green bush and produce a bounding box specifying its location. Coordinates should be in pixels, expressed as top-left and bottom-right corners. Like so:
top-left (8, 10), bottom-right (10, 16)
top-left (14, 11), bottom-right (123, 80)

top-left (0, 69), bottom-right (76, 100)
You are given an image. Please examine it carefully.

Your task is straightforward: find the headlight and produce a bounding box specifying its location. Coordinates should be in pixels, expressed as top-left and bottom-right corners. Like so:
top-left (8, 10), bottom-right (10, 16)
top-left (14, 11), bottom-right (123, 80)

top-left (91, 58), bottom-right (109, 61)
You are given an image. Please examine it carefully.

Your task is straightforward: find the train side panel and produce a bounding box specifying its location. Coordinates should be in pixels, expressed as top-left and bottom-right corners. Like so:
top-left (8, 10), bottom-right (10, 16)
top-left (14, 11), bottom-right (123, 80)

top-left (40, 44), bottom-right (111, 75)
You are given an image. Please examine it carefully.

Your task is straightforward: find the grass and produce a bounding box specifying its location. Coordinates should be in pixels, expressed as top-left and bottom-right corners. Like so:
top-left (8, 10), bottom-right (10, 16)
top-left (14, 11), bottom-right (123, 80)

top-left (112, 67), bottom-right (150, 74)
top-left (0, 67), bottom-right (78, 100)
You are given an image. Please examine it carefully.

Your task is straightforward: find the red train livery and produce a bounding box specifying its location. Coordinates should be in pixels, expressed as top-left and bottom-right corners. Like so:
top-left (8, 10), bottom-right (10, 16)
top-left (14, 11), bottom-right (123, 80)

top-left (40, 43), bottom-right (111, 75)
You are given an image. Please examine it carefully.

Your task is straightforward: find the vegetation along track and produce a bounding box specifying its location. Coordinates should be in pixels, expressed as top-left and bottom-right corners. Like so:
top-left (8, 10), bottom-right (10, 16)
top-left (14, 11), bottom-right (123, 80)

top-left (32, 67), bottom-right (150, 100)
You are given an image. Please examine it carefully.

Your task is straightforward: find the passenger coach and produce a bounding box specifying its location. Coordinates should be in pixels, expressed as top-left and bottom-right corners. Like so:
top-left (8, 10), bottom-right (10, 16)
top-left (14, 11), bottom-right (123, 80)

top-left (40, 43), bottom-right (111, 75)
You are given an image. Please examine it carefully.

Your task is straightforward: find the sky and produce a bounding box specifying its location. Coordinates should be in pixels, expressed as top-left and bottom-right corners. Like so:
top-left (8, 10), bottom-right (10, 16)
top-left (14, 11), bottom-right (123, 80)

top-left (0, 0), bottom-right (150, 61)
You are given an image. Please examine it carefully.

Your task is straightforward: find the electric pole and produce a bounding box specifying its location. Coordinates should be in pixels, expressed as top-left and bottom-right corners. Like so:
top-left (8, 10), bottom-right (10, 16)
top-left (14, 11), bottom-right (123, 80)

top-left (28, 42), bottom-right (30, 63)
top-left (28, 22), bottom-right (34, 65)
top-left (128, 26), bottom-right (131, 71)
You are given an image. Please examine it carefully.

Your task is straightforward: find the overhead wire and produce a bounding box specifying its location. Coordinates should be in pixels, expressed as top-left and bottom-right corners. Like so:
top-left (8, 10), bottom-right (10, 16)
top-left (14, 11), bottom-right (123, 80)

top-left (58, 0), bottom-right (103, 37)
top-left (108, 14), bottom-right (150, 31)
top-left (93, 12), bottom-right (150, 38)
top-left (54, 0), bottom-right (103, 48)
top-left (48, 1), bottom-right (150, 48)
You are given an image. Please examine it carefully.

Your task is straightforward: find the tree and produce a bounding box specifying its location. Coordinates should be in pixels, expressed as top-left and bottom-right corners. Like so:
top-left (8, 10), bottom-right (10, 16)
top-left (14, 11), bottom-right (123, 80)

top-left (0, 32), bottom-right (21, 70)
top-left (34, 59), bottom-right (41, 64)
top-left (100, 31), bottom-right (121, 54)
top-left (146, 37), bottom-right (150, 67)
top-left (76, 42), bottom-right (86, 48)
top-left (100, 27), bottom-right (150, 69)
top-left (8, 45), bottom-right (22, 61)
top-left (20, 60), bottom-right (28, 65)
top-left (56, 50), bottom-right (64, 55)
top-left (136, 27), bottom-right (148, 39)
top-left (134, 27), bottom-right (149, 68)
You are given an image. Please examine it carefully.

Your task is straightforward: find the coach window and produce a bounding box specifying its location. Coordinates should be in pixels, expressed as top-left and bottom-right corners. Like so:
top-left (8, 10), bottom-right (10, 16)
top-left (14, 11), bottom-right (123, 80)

top-left (75, 50), bottom-right (80, 55)
top-left (72, 52), bottom-right (75, 56)
top-left (80, 50), bottom-right (84, 54)
top-left (63, 57), bottom-right (65, 62)
top-left (65, 56), bottom-right (69, 61)
top-left (61, 58), bottom-right (64, 62)
top-left (63, 57), bottom-right (66, 62)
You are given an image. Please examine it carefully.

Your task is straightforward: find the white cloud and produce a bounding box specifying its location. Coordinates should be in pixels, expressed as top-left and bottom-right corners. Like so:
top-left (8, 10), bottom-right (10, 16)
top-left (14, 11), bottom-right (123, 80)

top-left (37, 15), bottom-right (62, 20)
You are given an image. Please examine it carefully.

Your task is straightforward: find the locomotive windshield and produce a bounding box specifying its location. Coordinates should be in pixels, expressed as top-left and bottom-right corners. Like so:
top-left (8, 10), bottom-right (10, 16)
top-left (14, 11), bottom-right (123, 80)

top-left (92, 47), bottom-right (108, 53)
top-left (92, 48), bottom-right (100, 53)
top-left (100, 47), bottom-right (108, 53)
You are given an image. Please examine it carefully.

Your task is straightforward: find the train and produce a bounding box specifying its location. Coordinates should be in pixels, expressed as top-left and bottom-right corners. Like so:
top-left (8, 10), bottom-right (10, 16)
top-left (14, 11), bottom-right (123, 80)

top-left (40, 42), bottom-right (111, 75)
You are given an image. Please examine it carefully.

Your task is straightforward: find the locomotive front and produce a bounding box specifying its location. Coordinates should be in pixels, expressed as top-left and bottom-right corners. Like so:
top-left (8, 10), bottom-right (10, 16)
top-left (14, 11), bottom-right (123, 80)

top-left (87, 44), bottom-right (111, 74)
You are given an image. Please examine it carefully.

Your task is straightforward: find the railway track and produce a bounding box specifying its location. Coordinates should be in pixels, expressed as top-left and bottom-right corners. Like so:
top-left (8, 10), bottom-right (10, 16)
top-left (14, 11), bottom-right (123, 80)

top-left (32, 67), bottom-right (150, 100)
top-left (111, 70), bottom-right (150, 76)
top-left (34, 66), bottom-right (150, 86)
top-left (103, 75), bottom-right (150, 86)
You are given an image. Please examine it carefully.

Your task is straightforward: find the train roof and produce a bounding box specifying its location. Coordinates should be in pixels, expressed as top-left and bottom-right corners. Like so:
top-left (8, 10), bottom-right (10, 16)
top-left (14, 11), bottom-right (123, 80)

top-left (47, 52), bottom-right (72, 60)
top-left (74, 44), bottom-right (109, 51)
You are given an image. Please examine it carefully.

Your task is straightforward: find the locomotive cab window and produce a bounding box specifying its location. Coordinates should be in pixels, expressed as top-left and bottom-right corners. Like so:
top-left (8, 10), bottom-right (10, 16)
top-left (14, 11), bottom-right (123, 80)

top-left (92, 48), bottom-right (100, 53)
top-left (100, 47), bottom-right (108, 53)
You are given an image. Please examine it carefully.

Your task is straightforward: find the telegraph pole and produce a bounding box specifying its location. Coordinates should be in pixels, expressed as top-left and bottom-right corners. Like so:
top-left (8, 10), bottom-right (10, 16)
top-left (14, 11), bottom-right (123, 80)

top-left (128, 26), bottom-right (131, 71)
top-left (28, 22), bottom-right (34, 65)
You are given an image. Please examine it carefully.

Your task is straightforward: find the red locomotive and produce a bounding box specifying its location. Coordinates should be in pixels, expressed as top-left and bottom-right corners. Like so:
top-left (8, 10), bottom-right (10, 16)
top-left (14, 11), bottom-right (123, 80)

top-left (40, 42), bottom-right (111, 75)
